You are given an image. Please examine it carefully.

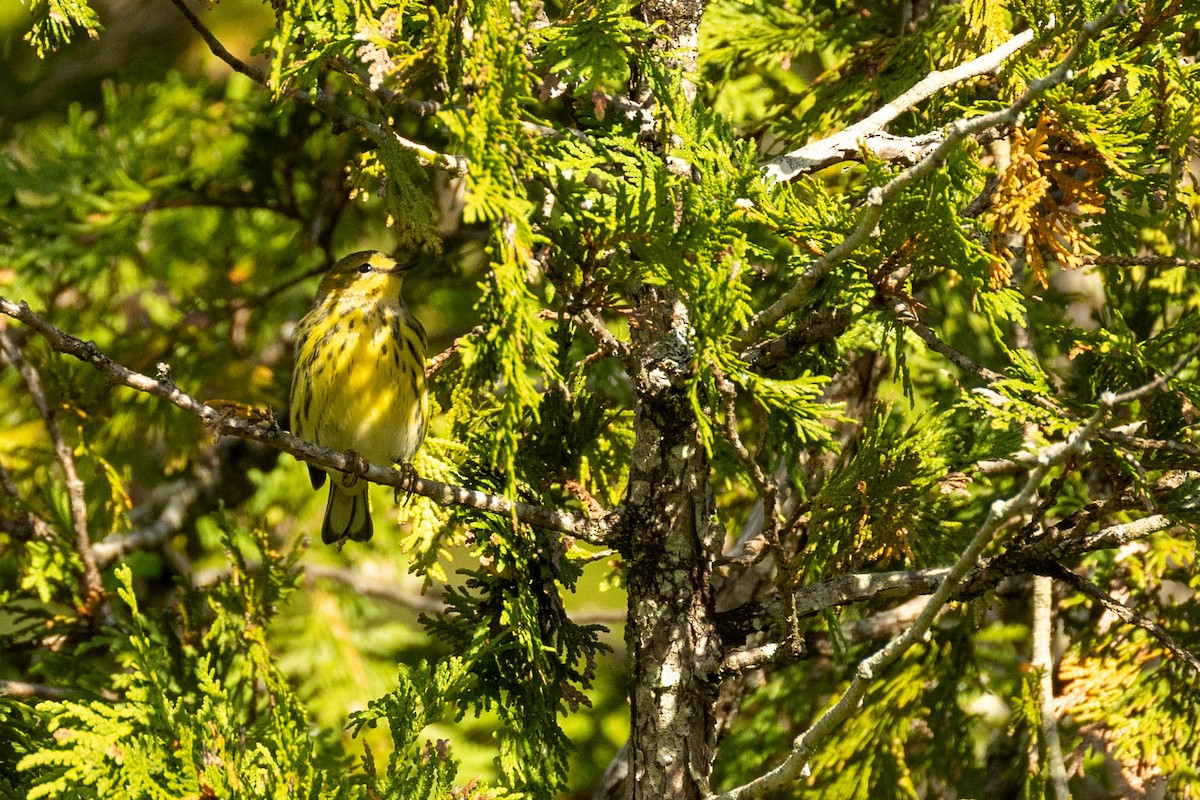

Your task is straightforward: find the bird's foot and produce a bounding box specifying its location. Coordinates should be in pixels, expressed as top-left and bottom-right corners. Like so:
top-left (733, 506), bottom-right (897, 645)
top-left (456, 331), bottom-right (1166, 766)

top-left (393, 461), bottom-right (418, 505)
top-left (341, 449), bottom-right (368, 487)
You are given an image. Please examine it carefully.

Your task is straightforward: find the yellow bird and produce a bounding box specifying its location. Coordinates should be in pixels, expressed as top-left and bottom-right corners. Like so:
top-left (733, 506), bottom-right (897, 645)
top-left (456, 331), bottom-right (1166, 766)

top-left (289, 251), bottom-right (429, 544)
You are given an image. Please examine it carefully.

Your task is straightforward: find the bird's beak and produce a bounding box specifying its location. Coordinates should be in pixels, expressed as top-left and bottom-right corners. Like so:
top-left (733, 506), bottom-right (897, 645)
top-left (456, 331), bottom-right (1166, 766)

top-left (386, 259), bottom-right (419, 275)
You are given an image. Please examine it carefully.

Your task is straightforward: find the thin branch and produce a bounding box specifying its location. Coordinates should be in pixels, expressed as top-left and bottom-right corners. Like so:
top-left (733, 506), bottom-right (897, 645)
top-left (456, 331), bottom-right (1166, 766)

top-left (721, 594), bottom-right (930, 674)
top-left (0, 324), bottom-right (104, 614)
top-left (886, 295), bottom-right (1005, 383)
top-left (0, 299), bottom-right (614, 545)
top-left (299, 564), bottom-right (447, 615)
top-left (714, 369), bottom-right (778, 547)
top-left (764, 28), bottom-right (1036, 180)
top-left (574, 308), bottom-right (632, 361)
top-left (794, 567), bottom-right (948, 617)
top-left (741, 304), bottom-right (854, 372)
top-left (0, 461), bottom-right (57, 540)
top-left (1108, 339), bottom-right (1200, 406)
top-left (1041, 562), bottom-right (1200, 677)
top-left (1059, 513), bottom-right (1175, 557)
top-left (166, 0), bottom-right (266, 83)
top-left (357, 117), bottom-right (469, 175)
top-left (1099, 429), bottom-right (1200, 460)
top-left (743, 5), bottom-right (1125, 345)
top-left (1090, 254), bottom-right (1200, 269)
top-left (716, 494), bottom-right (1180, 651)
top-left (711, 375), bottom-right (1129, 799)
top-left (1032, 576), bottom-right (1071, 800)
top-left (426, 323), bottom-right (485, 377)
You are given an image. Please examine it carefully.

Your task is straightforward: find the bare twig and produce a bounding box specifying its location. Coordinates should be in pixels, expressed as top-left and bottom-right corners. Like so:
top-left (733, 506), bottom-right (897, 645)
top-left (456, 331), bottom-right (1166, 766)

top-left (426, 324), bottom-right (485, 377)
top-left (300, 564), bottom-right (448, 615)
top-left (741, 304), bottom-right (854, 371)
top-left (716, 497), bottom-right (1180, 652)
top-left (1041, 562), bottom-right (1200, 677)
top-left (886, 295), bottom-right (1005, 383)
top-left (0, 324), bottom-right (104, 614)
top-left (1108, 339), bottom-right (1200, 406)
top-left (1090, 254), bottom-right (1200, 269)
top-left (0, 299), bottom-right (614, 545)
top-left (764, 29), bottom-right (1036, 180)
top-left (1060, 513), bottom-right (1175, 557)
top-left (714, 370), bottom-right (778, 546)
top-left (744, 6), bottom-right (1124, 345)
top-left (1099, 429), bottom-right (1200, 460)
top-left (574, 308), bottom-right (632, 361)
top-left (793, 567), bottom-right (948, 617)
top-left (166, 0), bottom-right (267, 82)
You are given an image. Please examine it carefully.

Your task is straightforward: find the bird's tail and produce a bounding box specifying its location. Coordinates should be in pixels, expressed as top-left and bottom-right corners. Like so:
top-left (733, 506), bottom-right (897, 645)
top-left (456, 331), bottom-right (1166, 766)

top-left (322, 482), bottom-right (374, 544)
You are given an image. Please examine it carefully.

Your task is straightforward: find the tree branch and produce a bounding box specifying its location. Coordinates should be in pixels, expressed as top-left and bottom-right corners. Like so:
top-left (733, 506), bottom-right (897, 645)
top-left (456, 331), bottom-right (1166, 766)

top-left (743, 4), bottom-right (1126, 345)
top-left (0, 680), bottom-right (79, 701)
top-left (0, 323), bottom-right (105, 615)
top-left (716, 490), bottom-right (1180, 652)
top-left (885, 294), bottom-right (1005, 383)
top-left (91, 471), bottom-right (213, 568)
top-left (763, 28), bottom-right (1036, 181)
top-left (0, 298), bottom-right (614, 545)
top-left (1090, 254), bottom-right (1200, 270)
top-left (426, 323), bottom-right (485, 377)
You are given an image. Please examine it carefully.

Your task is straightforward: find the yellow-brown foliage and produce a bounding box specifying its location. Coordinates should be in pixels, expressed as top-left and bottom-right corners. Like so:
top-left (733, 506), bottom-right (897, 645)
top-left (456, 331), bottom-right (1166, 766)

top-left (985, 110), bottom-right (1107, 288)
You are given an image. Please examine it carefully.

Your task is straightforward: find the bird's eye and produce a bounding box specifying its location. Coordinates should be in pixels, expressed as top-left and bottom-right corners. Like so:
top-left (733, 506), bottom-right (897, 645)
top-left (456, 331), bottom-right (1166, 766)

top-left (358, 264), bottom-right (372, 274)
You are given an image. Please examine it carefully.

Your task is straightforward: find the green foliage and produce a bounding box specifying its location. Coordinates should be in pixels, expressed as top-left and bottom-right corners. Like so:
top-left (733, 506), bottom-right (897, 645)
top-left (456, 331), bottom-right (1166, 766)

top-left (424, 505), bottom-right (609, 797)
top-left (20, 0), bottom-right (101, 58)
top-left (16, 543), bottom-right (345, 800)
top-left (799, 409), bottom-right (969, 580)
top-left (534, 0), bottom-right (645, 99)
top-left (349, 659), bottom-right (471, 799)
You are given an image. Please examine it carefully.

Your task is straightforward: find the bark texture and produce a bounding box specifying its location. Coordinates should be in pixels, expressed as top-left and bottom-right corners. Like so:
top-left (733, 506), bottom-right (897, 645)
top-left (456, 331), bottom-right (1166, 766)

top-left (619, 2), bottom-right (716, 796)
top-left (620, 292), bottom-right (722, 799)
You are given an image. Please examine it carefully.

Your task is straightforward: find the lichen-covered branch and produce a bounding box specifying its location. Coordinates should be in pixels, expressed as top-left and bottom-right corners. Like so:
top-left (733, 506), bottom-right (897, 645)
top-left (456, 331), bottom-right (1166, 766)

top-left (1032, 576), bottom-right (1071, 800)
top-left (763, 28), bottom-right (1035, 180)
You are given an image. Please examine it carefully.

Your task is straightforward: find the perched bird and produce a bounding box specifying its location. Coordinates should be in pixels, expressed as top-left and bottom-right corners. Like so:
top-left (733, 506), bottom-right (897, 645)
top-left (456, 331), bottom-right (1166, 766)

top-left (289, 251), bottom-right (429, 544)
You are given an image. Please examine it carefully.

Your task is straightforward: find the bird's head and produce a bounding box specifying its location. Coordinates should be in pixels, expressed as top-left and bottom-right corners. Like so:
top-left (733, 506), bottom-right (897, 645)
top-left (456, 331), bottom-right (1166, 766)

top-left (317, 251), bottom-right (416, 302)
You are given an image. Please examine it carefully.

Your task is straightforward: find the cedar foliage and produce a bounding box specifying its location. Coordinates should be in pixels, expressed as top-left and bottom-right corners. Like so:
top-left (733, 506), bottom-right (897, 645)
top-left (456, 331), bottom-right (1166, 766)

top-left (2, 0), bottom-right (1200, 797)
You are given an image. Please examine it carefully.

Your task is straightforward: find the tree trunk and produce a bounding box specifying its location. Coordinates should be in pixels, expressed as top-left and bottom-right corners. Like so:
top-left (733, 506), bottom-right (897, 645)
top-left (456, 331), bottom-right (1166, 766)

top-left (621, 291), bottom-right (722, 798)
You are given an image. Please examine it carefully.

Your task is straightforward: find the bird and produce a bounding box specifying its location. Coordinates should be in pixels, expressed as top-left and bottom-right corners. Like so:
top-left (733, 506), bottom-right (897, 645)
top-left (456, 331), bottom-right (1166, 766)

top-left (289, 250), bottom-right (428, 544)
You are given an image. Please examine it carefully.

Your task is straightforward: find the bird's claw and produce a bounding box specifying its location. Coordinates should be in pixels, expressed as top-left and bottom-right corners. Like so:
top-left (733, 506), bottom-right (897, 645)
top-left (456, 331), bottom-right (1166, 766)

top-left (341, 449), bottom-right (368, 488)
top-left (393, 461), bottom-right (418, 505)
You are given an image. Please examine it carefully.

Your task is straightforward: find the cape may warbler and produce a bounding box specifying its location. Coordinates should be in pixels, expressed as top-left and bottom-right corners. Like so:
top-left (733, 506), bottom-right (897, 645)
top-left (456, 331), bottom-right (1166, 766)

top-left (290, 251), bottom-right (428, 544)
